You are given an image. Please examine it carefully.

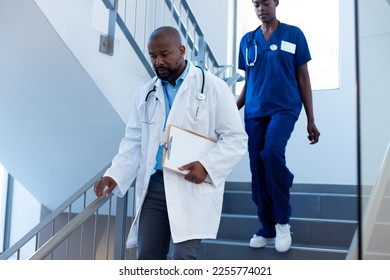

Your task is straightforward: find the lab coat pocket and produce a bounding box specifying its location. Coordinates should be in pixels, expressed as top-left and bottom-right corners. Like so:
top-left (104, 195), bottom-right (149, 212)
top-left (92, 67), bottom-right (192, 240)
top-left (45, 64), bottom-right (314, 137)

top-left (196, 181), bottom-right (216, 193)
top-left (183, 103), bottom-right (211, 137)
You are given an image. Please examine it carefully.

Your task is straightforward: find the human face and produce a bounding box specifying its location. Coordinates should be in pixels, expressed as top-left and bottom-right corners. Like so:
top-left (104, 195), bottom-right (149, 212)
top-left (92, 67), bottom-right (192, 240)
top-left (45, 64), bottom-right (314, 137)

top-left (148, 36), bottom-right (186, 85)
top-left (252, 0), bottom-right (278, 24)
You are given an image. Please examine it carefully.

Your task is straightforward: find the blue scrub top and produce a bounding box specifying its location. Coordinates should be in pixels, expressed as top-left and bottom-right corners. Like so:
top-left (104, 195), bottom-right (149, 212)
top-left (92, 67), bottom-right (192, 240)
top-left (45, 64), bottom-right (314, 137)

top-left (238, 22), bottom-right (311, 120)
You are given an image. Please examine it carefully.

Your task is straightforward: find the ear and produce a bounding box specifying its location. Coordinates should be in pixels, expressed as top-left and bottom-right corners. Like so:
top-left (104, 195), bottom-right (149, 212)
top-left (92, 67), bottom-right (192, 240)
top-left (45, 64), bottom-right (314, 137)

top-left (179, 45), bottom-right (186, 57)
top-left (275, 0), bottom-right (279, 7)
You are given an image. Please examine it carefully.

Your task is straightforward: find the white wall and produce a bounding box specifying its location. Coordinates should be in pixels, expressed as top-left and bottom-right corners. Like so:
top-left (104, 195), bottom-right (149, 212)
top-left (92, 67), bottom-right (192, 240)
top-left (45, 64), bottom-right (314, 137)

top-left (35, 0), bottom-right (150, 123)
top-left (0, 0), bottom-right (125, 210)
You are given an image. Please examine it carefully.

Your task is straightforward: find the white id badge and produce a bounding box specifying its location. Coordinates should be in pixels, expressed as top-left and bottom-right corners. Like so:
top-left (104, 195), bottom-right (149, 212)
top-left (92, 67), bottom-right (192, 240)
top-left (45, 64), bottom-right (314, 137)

top-left (281, 40), bottom-right (296, 54)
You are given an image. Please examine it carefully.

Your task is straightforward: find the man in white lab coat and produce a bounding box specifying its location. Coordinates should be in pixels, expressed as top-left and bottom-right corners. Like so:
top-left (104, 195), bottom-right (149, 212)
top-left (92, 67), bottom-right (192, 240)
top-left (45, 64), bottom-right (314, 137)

top-left (94, 26), bottom-right (248, 260)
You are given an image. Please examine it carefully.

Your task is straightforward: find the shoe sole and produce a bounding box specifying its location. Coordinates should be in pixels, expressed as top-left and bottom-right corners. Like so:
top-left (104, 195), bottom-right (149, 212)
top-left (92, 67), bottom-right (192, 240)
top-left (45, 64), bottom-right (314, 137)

top-left (249, 238), bottom-right (275, 248)
top-left (275, 240), bottom-right (292, 252)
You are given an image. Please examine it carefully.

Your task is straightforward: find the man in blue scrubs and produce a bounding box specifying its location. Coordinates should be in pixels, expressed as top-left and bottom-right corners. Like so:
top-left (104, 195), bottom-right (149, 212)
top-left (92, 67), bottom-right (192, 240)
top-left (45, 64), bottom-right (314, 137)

top-left (237, 0), bottom-right (320, 252)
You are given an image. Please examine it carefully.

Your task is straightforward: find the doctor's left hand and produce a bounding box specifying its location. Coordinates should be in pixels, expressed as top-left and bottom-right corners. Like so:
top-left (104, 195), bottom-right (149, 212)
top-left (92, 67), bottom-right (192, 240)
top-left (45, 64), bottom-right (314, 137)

top-left (179, 161), bottom-right (207, 184)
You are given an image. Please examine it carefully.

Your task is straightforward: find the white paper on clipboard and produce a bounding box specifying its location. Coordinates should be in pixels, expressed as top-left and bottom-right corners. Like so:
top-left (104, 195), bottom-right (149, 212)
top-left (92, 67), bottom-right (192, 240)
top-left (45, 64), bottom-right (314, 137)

top-left (162, 125), bottom-right (216, 175)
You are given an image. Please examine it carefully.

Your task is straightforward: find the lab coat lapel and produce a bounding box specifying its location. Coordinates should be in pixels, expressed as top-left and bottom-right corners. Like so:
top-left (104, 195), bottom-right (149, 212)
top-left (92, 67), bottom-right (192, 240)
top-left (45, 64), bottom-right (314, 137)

top-left (166, 64), bottom-right (197, 125)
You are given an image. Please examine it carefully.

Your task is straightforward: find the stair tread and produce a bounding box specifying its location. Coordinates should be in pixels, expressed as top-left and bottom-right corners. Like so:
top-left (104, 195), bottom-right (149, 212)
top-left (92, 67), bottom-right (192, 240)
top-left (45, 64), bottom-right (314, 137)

top-left (200, 239), bottom-right (348, 260)
top-left (225, 182), bottom-right (358, 195)
top-left (221, 213), bottom-right (358, 223)
top-left (225, 189), bottom-right (357, 197)
top-left (203, 238), bottom-right (349, 252)
top-left (204, 182), bottom-right (356, 260)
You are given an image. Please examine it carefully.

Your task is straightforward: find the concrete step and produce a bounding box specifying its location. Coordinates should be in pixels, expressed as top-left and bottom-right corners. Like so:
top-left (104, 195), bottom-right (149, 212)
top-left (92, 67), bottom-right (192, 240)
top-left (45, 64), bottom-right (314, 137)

top-left (217, 214), bottom-right (357, 248)
top-left (222, 190), bottom-right (358, 220)
top-left (201, 183), bottom-right (358, 260)
top-left (199, 239), bottom-right (348, 260)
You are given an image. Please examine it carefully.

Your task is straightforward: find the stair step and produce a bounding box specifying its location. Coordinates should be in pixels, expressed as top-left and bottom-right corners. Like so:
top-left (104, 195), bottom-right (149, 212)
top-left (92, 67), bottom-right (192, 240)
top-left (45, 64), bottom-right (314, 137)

top-left (222, 191), bottom-right (358, 220)
top-left (204, 183), bottom-right (357, 260)
top-left (218, 215), bottom-right (357, 248)
top-left (199, 239), bottom-right (348, 260)
top-left (225, 182), bottom-right (358, 195)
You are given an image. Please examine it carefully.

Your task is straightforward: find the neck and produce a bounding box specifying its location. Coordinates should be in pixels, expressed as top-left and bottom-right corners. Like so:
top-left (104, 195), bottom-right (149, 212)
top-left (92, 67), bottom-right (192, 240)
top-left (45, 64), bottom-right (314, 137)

top-left (261, 19), bottom-right (279, 33)
top-left (168, 59), bottom-right (187, 86)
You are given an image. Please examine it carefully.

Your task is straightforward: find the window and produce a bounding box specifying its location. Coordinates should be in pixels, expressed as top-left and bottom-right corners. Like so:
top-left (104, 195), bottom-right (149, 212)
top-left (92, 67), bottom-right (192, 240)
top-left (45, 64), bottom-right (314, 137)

top-left (236, 0), bottom-right (340, 91)
top-left (0, 163), bottom-right (41, 257)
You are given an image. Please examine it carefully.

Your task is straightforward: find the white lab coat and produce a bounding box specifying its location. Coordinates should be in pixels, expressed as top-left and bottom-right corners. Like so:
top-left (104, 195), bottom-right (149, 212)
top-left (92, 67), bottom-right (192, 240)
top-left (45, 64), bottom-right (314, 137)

top-left (104, 62), bottom-right (248, 248)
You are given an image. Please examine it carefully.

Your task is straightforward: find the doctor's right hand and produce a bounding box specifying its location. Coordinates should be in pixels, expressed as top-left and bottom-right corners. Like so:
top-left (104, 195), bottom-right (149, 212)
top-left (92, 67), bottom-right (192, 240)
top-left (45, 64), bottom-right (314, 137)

top-left (179, 161), bottom-right (207, 184)
top-left (94, 176), bottom-right (117, 198)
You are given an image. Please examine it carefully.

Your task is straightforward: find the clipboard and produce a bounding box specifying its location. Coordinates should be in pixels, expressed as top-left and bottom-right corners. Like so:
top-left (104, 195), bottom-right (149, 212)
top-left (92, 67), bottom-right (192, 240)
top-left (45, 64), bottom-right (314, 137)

top-left (162, 125), bottom-right (216, 175)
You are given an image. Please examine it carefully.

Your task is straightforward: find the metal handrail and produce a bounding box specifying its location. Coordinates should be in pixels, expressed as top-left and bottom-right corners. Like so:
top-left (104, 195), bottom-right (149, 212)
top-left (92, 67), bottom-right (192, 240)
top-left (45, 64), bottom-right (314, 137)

top-left (163, 0), bottom-right (219, 70)
top-left (116, 12), bottom-right (155, 77)
top-left (29, 193), bottom-right (113, 260)
top-left (0, 164), bottom-right (110, 260)
top-left (101, 0), bottom-right (240, 82)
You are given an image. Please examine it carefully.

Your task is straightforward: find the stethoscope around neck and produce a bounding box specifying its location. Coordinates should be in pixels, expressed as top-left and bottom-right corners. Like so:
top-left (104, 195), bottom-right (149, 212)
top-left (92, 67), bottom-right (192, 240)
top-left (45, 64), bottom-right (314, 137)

top-left (143, 66), bottom-right (205, 124)
top-left (245, 22), bottom-right (280, 67)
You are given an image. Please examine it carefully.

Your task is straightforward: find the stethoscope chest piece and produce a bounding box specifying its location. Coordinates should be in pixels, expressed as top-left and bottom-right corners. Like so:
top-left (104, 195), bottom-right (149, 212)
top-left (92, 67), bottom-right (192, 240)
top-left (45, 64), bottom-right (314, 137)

top-left (197, 92), bottom-right (206, 100)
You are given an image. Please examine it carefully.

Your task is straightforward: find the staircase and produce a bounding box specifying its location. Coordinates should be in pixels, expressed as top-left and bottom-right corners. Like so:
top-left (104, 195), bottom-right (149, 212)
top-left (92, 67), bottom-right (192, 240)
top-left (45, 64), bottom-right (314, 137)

top-left (0, 1), bottom-right (361, 260)
top-left (199, 182), bottom-right (358, 260)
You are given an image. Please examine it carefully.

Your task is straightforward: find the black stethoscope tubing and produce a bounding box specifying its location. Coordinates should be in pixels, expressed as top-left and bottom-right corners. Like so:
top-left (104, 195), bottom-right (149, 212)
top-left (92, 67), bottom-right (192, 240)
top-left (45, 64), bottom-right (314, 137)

top-left (145, 77), bottom-right (159, 103)
top-left (145, 66), bottom-right (205, 103)
top-left (198, 65), bottom-right (205, 93)
top-left (143, 67), bottom-right (205, 124)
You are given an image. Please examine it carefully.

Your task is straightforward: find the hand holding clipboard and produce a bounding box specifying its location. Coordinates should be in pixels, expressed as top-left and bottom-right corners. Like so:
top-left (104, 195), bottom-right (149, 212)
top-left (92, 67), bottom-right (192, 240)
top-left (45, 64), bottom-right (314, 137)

top-left (162, 125), bottom-right (216, 183)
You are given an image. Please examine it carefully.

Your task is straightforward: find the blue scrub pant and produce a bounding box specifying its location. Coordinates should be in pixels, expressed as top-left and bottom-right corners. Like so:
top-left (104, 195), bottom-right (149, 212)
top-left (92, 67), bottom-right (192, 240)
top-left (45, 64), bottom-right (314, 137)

top-left (137, 171), bottom-right (201, 260)
top-left (245, 112), bottom-right (297, 238)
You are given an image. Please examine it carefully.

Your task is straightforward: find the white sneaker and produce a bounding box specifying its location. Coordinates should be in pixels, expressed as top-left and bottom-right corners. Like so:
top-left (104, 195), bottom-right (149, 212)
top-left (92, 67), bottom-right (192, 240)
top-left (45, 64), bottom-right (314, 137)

top-left (249, 235), bottom-right (274, 248)
top-left (275, 224), bottom-right (292, 252)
